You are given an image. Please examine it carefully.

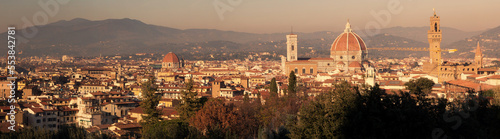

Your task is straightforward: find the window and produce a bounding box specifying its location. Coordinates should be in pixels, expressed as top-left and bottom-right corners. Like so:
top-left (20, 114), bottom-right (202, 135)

top-left (352, 56), bottom-right (355, 59)
top-left (340, 56), bottom-right (343, 59)
top-left (310, 68), bottom-right (314, 74)
top-left (302, 68), bottom-right (306, 74)
top-left (434, 23), bottom-right (438, 32)
top-left (294, 68), bottom-right (298, 74)
top-left (37, 120), bottom-right (41, 123)
top-left (291, 45), bottom-right (294, 50)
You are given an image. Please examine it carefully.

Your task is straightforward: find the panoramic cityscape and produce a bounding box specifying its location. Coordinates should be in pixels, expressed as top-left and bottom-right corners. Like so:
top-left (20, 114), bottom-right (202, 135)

top-left (1, 1), bottom-right (500, 139)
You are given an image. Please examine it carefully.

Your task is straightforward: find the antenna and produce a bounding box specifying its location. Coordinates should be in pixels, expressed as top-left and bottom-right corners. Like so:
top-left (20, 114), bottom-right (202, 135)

top-left (291, 26), bottom-right (293, 35)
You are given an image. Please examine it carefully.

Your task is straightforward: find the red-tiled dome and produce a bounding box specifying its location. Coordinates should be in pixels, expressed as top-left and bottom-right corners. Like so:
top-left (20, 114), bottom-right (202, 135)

top-left (162, 52), bottom-right (180, 63)
top-left (331, 21), bottom-right (367, 52)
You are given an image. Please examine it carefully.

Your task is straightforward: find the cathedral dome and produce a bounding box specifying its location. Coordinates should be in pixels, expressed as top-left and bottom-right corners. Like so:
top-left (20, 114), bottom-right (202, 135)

top-left (162, 52), bottom-right (180, 63)
top-left (331, 21), bottom-right (367, 52)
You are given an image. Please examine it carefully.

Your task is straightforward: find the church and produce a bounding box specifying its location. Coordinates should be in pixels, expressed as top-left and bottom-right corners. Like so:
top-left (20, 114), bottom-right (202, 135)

top-left (282, 21), bottom-right (370, 75)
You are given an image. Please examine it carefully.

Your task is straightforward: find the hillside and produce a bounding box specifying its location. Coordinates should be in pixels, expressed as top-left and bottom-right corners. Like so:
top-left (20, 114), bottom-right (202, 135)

top-left (0, 18), bottom-right (494, 59)
top-left (445, 25), bottom-right (500, 58)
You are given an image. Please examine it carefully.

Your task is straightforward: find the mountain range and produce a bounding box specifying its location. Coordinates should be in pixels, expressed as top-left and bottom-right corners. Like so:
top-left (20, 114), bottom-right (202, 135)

top-left (0, 18), bottom-right (497, 59)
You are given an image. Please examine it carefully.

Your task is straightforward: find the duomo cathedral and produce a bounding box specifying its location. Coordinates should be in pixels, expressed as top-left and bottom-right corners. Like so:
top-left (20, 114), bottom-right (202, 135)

top-left (281, 20), bottom-right (370, 75)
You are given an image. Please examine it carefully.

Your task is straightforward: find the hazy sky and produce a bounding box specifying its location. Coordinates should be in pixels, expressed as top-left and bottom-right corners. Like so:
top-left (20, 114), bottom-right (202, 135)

top-left (2, 0), bottom-right (499, 33)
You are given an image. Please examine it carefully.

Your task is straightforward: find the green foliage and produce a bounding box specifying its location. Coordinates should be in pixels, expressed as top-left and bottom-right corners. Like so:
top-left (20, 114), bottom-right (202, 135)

top-left (405, 78), bottom-right (435, 96)
top-left (289, 81), bottom-right (500, 138)
top-left (288, 71), bottom-right (297, 95)
top-left (142, 119), bottom-right (200, 139)
top-left (270, 78), bottom-right (278, 96)
top-left (134, 77), bottom-right (500, 138)
top-left (140, 77), bottom-right (160, 123)
top-left (289, 81), bottom-right (361, 138)
top-left (140, 77), bottom-right (162, 139)
top-left (0, 124), bottom-right (108, 139)
top-left (490, 87), bottom-right (500, 106)
top-left (176, 79), bottom-right (204, 121)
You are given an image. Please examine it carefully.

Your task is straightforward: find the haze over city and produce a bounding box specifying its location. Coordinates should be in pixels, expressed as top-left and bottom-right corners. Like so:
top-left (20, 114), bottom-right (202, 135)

top-left (2, 0), bottom-right (500, 33)
top-left (1, 1), bottom-right (500, 138)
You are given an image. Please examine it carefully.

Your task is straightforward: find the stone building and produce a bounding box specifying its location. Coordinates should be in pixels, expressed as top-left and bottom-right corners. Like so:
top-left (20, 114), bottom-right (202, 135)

top-left (422, 10), bottom-right (482, 83)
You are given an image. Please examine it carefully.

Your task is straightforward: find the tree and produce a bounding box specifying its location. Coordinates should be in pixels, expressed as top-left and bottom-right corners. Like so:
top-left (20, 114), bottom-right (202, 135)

top-left (288, 71), bottom-right (297, 95)
top-left (176, 79), bottom-right (203, 121)
top-left (404, 78), bottom-right (435, 96)
top-left (140, 77), bottom-right (162, 139)
top-left (140, 77), bottom-right (160, 122)
top-left (289, 81), bottom-right (361, 138)
top-left (270, 78), bottom-right (278, 96)
top-left (491, 87), bottom-right (500, 106)
top-left (191, 99), bottom-right (239, 137)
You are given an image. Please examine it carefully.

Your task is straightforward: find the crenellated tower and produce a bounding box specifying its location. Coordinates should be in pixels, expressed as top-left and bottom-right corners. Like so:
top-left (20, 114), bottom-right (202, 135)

top-left (428, 9), bottom-right (442, 65)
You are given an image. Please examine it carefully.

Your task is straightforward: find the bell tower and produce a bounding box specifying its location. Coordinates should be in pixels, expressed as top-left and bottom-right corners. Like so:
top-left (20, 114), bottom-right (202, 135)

top-left (287, 27), bottom-right (298, 62)
top-left (428, 9), bottom-right (442, 65)
top-left (475, 41), bottom-right (483, 68)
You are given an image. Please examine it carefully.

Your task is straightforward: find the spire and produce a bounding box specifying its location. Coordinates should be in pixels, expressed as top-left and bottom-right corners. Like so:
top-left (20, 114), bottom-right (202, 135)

top-left (433, 8), bottom-right (436, 16)
top-left (290, 26), bottom-right (294, 35)
top-left (344, 19), bottom-right (352, 33)
top-left (476, 41), bottom-right (482, 56)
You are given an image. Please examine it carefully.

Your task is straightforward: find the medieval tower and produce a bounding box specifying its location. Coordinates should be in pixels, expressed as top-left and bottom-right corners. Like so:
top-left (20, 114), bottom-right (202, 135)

top-left (428, 9), bottom-right (442, 65)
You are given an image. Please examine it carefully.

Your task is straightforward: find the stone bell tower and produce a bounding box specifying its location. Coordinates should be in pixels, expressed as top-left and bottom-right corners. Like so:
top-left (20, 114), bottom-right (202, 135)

top-left (286, 27), bottom-right (298, 62)
top-left (428, 8), bottom-right (442, 65)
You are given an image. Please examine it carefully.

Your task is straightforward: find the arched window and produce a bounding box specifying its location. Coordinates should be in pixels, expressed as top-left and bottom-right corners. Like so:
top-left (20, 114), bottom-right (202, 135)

top-left (302, 68), bottom-right (306, 74)
top-left (310, 68), bottom-right (314, 74)
top-left (294, 68), bottom-right (298, 74)
top-left (434, 23), bottom-right (438, 32)
top-left (291, 45), bottom-right (294, 50)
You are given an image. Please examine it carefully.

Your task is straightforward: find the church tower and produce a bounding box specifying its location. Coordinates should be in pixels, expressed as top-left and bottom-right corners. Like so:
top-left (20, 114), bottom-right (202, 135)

top-left (475, 41), bottom-right (483, 68)
top-left (286, 28), bottom-right (298, 62)
top-left (428, 9), bottom-right (442, 65)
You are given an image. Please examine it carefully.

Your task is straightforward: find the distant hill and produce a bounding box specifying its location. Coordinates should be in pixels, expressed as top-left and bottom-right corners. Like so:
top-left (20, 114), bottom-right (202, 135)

top-left (0, 18), bottom-right (494, 59)
top-left (445, 25), bottom-right (500, 59)
top-left (376, 26), bottom-right (481, 45)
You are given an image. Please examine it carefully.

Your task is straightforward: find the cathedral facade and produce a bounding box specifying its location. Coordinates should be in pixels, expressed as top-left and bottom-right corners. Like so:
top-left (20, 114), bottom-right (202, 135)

top-left (282, 21), bottom-right (369, 75)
